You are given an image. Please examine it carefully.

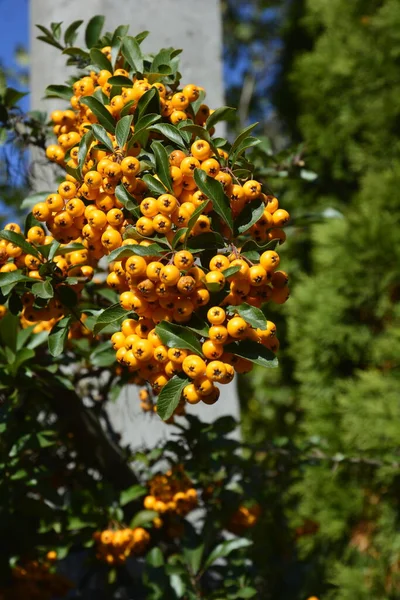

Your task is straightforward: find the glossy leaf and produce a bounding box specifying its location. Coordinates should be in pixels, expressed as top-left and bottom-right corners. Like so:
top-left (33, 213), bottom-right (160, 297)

top-left (205, 106), bottom-right (236, 130)
top-left (155, 321), bottom-right (203, 356)
top-left (230, 137), bottom-right (261, 165)
top-left (89, 48), bottom-right (113, 72)
top-left (93, 303), bottom-right (129, 335)
top-left (130, 510), bottom-right (158, 528)
top-left (120, 484), bottom-right (146, 506)
top-left (115, 184), bottom-right (140, 216)
top-left (90, 123), bottom-right (114, 152)
top-left (44, 85), bottom-right (72, 101)
top-left (149, 123), bottom-right (186, 148)
top-left (48, 316), bottom-right (72, 357)
top-left (78, 129), bottom-right (94, 175)
top-left (32, 280), bottom-right (53, 300)
top-left (142, 174), bottom-right (167, 196)
top-left (151, 140), bottom-right (173, 193)
top-left (115, 115), bottom-right (133, 149)
top-left (185, 200), bottom-right (209, 241)
top-left (230, 122), bottom-right (259, 156)
top-left (80, 96), bottom-right (115, 133)
top-left (203, 537), bottom-right (253, 570)
top-left (235, 198), bottom-right (264, 235)
top-left (227, 303), bottom-right (267, 330)
top-left (107, 244), bottom-right (163, 262)
top-left (85, 15), bottom-right (105, 49)
top-left (0, 230), bottom-right (40, 258)
top-left (64, 19), bottom-right (83, 46)
top-left (157, 374), bottom-right (189, 421)
top-left (122, 36), bottom-right (143, 73)
top-left (224, 339), bottom-right (278, 368)
top-left (193, 169), bottom-right (233, 231)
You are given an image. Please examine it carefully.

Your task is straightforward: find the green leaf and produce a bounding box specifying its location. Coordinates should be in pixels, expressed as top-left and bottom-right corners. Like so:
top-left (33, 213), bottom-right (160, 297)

top-left (91, 345), bottom-right (117, 367)
top-left (115, 183), bottom-right (140, 216)
top-left (32, 280), bottom-right (53, 300)
top-left (227, 303), bottom-right (267, 330)
top-left (48, 316), bottom-right (72, 357)
top-left (240, 238), bottom-right (280, 254)
top-left (115, 115), bottom-right (133, 149)
top-left (186, 231), bottom-right (225, 251)
top-left (146, 547), bottom-right (165, 567)
top-left (21, 191), bottom-right (52, 211)
top-left (149, 123), bottom-right (186, 148)
top-left (230, 122), bottom-right (258, 156)
top-left (224, 339), bottom-right (278, 368)
top-left (0, 270), bottom-right (31, 297)
top-left (107, 244), bottom-right (163, 262)
top-left (169, 573), bottom-right (186, 598)
top-left (205, 106), bottom-right (235, 130)
top-left (179, 123), bottom-right (218, 155)
top-left (0, 311), bottom-right (18, 351)
top-left (120, 484), bottom-right (146, 506)
top-left (142, 174), bottom-right (167, 196)
top-left (193, 169), bottom-right (233, 232)
top-left (130, 510), bottom-right (158, 529)
top-left (151, 140), bottom-right (173, 193)
top-left (4, 87), bottom-right (27, 108)
top-left (57, 284), bottom-right (78, 308)
top-left (203, 538), bottom-right (253, 570)
top-left (110, 25), bottom-right (130, 68)
top-left (64, 19), bottom-right (83, 46)
top-left (155, 321), bottom-right (202, 355)
top-left (122, 36), bottom-right (143, 72)
top-left (90, 123), bottom-right (114, 152)
top-left (0, 230), bottom-right (40, 258)
top-left (80, 96), bottom-right (115, 134)
top-left (90, 47), bottom-right (113, 72)
top-left (93, 303), bottom-right (128, 335)
top-left (52, 242), bottom-right (86, 257)
top-left (85, 15), bottom-right (105, 48)
top-left (130, 113), bottom-right (161, 143)
top-left (235, 198), bottom-right (264, 235)
top-left (230, 137), bottom-right (261, 165)
top-left (45, 85), bottom-right (72, 102)
top-left (120, 100), bottom-right (135, 118)
top-left (157, 374), bottom-right (189, 421)
top-left (135, 31), bottom-right (149, 45)
top-left (185, 200), bottom-right (210, 241)
top-left (172, 228), bottom-right (188, 248)
top-left (78, 129), bottom-right (94, 175)
top-left (236, 587), bottom-right (257, 598)
top-left (183, 543), bottom-right (204, 575)
top-left (135, 87), bottom-right (160, 121)
top-left (221, 265), bottom-right (241, 279)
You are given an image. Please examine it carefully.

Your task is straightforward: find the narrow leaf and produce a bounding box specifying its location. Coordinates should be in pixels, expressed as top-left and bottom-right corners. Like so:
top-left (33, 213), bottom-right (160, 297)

top-left (205, 106), bottom-right (235, 130)
top-left (107, 244), bottom-right (163, 262)
top-left (80, 96), bottom-right (115, 133)
top-left (45, 85), bottom-right (72, 102)
top-left (122, 36), bottom-right (143, 73)
top-left (115, 115), bottom-right (133, 149)
top-left (235, 198), bottom-right (264, 235)
top-left (155, 321), bottom-right (202, 356)
top-left (230, 122), bottom-right (259, 155)
top-left (120, 485), bottom-right (146, 506)
top-left (90, 48), bottom-right (113, 72)
top-left (85, 15), bottom-right (105, 49)
top-left (203, 538), bottom-right (252, 570)
top-left (227, 303), bottom-right (267, 329)
top-left (193, 169), bottom-right (233, 231)
top-left (224, 339), bottom-right (278, 368)
top-left (157, 374), bottom-right (189, 421)
top-left (150, 140), bottom-right (173, 192)
top-left (78, 129), bottom-right (94, 175)
top-left (93, 303), bottom-right (129, 335)
top-left (130, 510), bottom-right (158, 528)
top-left (0, 230), bottom-right (40, 258)
top-left (90, 123), bottom-right (114, 152)
top-left (115, 183), bottom-right (140, 216)
top-left (142, 174), bottom-right (167, 196)
top-left (64, 19), bottom-right (83, 46)
top-left (48, 316), bottom-right (72, 357)
top-left (149, 123), bottom-right (186, 148)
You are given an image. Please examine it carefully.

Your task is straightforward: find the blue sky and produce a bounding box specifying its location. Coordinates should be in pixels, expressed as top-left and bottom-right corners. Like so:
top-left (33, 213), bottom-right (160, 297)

top-left (0, 0), bottom-right (29, 110)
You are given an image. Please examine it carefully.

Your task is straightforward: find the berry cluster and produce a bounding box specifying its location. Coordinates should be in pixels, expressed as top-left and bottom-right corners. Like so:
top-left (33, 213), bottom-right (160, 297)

top-left (2, 560), bottom-right (72, 600)
top-left (93, 527), bottom-right (150, 565)
top-left (143, 466), bottom-right (198, 520)
top-left (0, 40), bottom-right (290, 420)
top-left (227, 504), bottom-right (261, 535)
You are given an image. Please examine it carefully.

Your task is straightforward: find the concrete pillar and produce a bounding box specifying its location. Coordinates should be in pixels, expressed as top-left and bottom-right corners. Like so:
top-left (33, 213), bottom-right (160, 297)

top-left (30, 0), bottom-right (240, 447)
